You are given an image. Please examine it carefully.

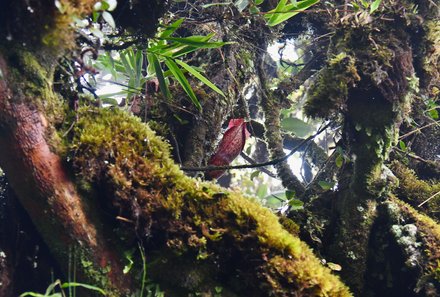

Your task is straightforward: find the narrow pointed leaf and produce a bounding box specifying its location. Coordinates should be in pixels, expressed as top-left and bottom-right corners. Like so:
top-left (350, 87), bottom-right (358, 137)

top-left (135, 50), bottom-right (143, 87)
top-left (161, 34), bottom-right (232, 48)
top-left (164, 58), bottom-right (201, 110)
top-left (370, 0), bottom-right (382, 13)
top-left (159, 18), bottom-right (185, 38)
top-left (61, 282), bottom-right (106, 295)
top-left (174, 59), bottom-right (225, 97)
top-left (120, 52), bottom-right (135, 78)
top-left (149, 53), bottom-right (170, 99)
top-left (265, 0), bottom-right (319, 26)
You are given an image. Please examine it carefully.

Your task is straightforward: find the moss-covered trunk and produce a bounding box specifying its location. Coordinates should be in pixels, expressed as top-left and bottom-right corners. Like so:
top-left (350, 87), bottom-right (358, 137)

top-left (300, 1), bottom-right (440, 295)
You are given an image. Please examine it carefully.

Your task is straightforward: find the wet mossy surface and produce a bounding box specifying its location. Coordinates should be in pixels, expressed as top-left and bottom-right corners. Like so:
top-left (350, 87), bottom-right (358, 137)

top-left (69, 108), bottom-right (351, 296)
top-left (391, 161), bottom-right (440, 222)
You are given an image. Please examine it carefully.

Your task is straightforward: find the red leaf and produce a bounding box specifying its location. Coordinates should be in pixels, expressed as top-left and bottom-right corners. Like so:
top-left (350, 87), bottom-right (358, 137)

top-left (207, 118), bottom-right (250, 179)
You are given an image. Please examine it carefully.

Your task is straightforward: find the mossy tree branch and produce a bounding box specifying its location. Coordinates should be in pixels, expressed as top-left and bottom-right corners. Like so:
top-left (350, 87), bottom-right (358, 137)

top-left (70, 108), bottom-right (352, 296)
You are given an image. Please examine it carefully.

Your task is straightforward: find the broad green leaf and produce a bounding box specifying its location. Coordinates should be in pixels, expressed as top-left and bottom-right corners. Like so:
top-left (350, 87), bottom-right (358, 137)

top-left (255, 0), bottom-right (264, 4)
top-left (281, 117), bottom-right (314, 137)
top-left (149, 53), bottom-right (171, 99)
top-left (61, 282), bottom-right (106, 295)
top-left (288, 199), bottom-right (304, 210)
top-left (318, 180), bottom-right (335, 190)
top-left (370, 0), bottom-right (382, 13)
top-left (165, 58), bottom-right (201, 110)
top-left (102, 11), bottom-right (115, 28)
top-left (174, 59), bottom-right (226, 97)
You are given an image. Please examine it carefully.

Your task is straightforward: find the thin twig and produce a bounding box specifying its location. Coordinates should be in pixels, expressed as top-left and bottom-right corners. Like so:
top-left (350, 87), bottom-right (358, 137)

top-left (181, 123), bottom-right (330, 172)
top-left (393, 147), bottom-right (430, 163)
top-left (399, 120), bottom-right (440, 140)
top-left (418, 190), bottom-right (440, 207)
top-left (239, 152), bottom-right (277, 178)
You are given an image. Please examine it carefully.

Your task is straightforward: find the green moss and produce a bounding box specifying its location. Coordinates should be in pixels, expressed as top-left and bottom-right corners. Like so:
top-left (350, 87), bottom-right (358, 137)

top-left (70, 108), bottom-right (351, 296)
top-left (304, 52), bottom-right (360, 119)
top-left (424, 20), bottom-right (440, 82)
top-left (390, 161), bottom-right (440, 221)
top-left (3, 47), bottom-right (64, 125)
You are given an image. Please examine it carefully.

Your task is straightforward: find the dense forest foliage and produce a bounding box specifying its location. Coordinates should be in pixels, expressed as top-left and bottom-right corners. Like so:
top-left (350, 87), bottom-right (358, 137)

top-left (0, 0), bottom-right (439, 296)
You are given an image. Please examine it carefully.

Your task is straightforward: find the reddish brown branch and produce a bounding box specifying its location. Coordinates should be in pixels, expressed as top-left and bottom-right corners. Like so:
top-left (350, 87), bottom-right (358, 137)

top-left (0, 54), bottom-right (131, 295)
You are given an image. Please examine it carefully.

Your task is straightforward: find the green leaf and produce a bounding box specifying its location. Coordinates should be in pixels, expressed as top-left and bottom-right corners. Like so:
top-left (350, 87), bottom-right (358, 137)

top-left (100, 97), bottom-right (120, 106)
top-left (265, 0), bottom-right (319, 26)
top-left (165, 58), bottom-right (202, 110)
top-left (61, 282), bottom-right (106, 295)
top-left (174, 59), bottom-right (226, 97)
top-left (285, 190), bottom-right (295, 200)
top-left (428, 109), bottom-right (439, 120)
top-left (135, 50), bottom-right (144, 88)
top-left (335, 154), bottom-right (344, 168)
top-left (288, 199), bottom-right (304, 210)
top-left (159, 18), bottom-right (185, 38)
top-left (19, 292), bottom-right (46, 297)
top-left (281, 117), bottom-right (314, 137)
top-left (92, 11), bottom-right (100, 22)
top-left (250, 171), bottom-right (260, 180)
top-left (149, 53), bottom-right (171, 99)
top-left (249, 5), bottom-right (260, 14)
top-left (370, 0), bottom-right (382, 13)
top-left (399, 140), bottom-right (407, 151)
top-left (318, 181), bottom-right (335, 190)
top-left (255, 0), bottom-right (264, 5)
top-left (120, 52), bottom-right (135, 78)
top-left (160, 35), bottom-right (233, 49)
top-left (256, 184), bottom-right (268, 199)
top-left (102, 11), bottom-right (115, 28)
top-left (360, 0), bottom-right (369, 8)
